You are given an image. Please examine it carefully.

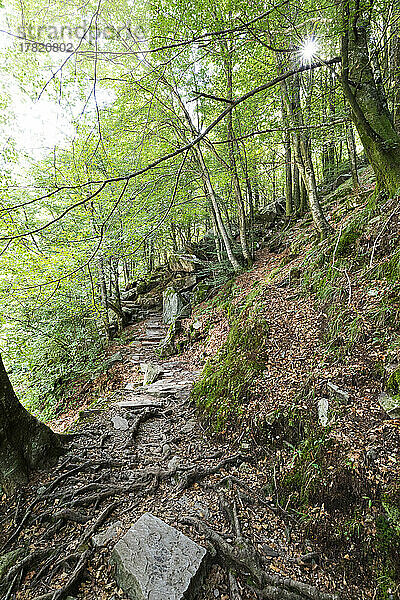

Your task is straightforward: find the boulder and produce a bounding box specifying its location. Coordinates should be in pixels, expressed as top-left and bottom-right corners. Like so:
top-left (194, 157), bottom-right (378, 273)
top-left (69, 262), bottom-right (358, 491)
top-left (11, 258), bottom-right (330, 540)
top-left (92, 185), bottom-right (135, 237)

top-left (111, 513), bottom-right (207, 600)
top-left (121, 290), bottom-right (138, 302)
top-left (191, 282), bottom-right (213, 305)
top-left (141, 363), bottom-right (163, 385)
top-left (173, 274), bottom-right (198, 293)
top-left (168, 253), bottom-right (203, 273)
top-left (163, 287), bottom-right (191, 325)
top-left (111, 416), bottom-right (129, 431)
top-left (378, 392), bottom-right (400, 419)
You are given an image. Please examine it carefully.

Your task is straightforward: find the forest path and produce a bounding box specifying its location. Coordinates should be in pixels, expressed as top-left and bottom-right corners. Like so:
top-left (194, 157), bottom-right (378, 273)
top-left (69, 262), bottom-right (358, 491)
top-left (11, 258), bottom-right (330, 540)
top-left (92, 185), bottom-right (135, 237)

top-left (0, 311), bottom-right (339, 600)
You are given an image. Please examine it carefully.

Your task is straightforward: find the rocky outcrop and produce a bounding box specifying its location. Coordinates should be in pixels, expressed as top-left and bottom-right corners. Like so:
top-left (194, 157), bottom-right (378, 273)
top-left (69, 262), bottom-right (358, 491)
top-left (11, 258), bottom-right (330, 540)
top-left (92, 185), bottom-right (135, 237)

top-left (163, 287), bottom-right (191, 326)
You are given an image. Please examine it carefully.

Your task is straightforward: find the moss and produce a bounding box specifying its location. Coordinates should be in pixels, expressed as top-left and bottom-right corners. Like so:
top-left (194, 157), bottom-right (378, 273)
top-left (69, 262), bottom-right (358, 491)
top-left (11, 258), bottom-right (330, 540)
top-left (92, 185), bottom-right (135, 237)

top-left (387, 367), bottom-right (400, 396)
top-left (336, 220), bottom-right (365, 258)
top-left (191, 309), bottom-right (270, 431)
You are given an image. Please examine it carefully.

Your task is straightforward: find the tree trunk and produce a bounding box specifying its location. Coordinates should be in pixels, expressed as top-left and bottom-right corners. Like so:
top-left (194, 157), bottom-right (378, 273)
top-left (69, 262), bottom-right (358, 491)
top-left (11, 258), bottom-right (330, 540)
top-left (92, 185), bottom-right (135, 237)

top-left (292, 162), bottom-right (300, 212)
top-left (345, 121), bottom-right (360, 190)
top-left (0, 355), bottom-right (63, 495)
top-left (194, 145), bottom-right (242, 272)
top-left (276, 57), bottom-right (332, 236)
top-left (98, 254), bottom-right (111, 340)
top-left (210, 207), bottom-right (223, 263)
top-left (341, 0), bottom-right (400, 196)
top-left (224, 51), bottom-right (252, 266)
top-left (283, 127), bottom-right (293, 216)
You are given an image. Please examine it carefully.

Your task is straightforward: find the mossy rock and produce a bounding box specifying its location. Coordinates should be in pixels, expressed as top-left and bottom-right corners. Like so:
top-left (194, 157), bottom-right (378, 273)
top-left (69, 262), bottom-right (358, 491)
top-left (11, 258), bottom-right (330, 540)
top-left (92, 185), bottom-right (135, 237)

top-left (0, 548), bottom-right (25, 583)
top-left (387, 367), bottom-right (400, 395)
top-left (191, 309), bottom-right (270, 431)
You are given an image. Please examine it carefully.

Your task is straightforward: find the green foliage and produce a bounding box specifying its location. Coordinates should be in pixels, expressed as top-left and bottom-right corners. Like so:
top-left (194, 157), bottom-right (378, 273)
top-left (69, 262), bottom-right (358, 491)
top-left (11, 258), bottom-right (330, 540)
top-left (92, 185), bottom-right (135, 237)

top-left (191, 309), bottom-right (270, 431)
top-left (278, 429), bottom-right (334, 510)
top-left (388, 368), bottom-right (400, 395)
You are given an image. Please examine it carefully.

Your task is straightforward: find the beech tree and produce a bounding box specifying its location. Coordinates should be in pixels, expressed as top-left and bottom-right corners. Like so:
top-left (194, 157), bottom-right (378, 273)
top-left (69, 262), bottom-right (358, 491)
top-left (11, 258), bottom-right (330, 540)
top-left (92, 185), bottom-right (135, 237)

top-left (0, 354), bottom-right (63, 495)
top-left (341, 0), bottom-right (400, 195)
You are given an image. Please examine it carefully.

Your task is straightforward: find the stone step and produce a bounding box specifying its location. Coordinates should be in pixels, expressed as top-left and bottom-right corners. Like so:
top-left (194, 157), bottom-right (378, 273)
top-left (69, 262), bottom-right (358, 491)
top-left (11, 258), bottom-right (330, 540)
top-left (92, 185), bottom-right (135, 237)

top-left (111, 513), bottom-right (207, 600)
top-left (114, 397), bottom-right (163, 409)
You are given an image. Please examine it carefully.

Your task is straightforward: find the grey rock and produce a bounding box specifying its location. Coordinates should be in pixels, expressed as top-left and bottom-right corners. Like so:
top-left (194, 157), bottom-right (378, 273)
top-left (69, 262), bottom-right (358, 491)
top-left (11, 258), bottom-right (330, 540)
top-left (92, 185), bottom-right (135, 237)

top-left (181, 419), bottom-right (197, 434)
top-left (142, 363), bottom-right (163, 386)
top-left (174, 275), bottom-right (198, 292)
top-left (327, 382), bottom-right (350, 402)
top-left (167, 456), bottom-right (181, 472)
top-left (317, 397), bottom-right (329, 427)
top-left (163, 287), bottom-right (191, 326)
top-left (93, 521), bottom-right (124, 547)
top-left (162, 443), bottom-right (172, 457)
top-left (105, 351), bottom-right (123, 370)
top-left (112, 416), bottom-right (129, 431)
top-left (261, 544), bottom-right (280, 557)
top-left (177, 495), bottom-right (210, 518)
top-left (168, 253), bottom-right (203, 273)
top-left (378, 392), bottom-right (400, 418)
top-left (115, 398), bottom-right (162, 409)
top-left (111, 513), bottom-right (207, 600)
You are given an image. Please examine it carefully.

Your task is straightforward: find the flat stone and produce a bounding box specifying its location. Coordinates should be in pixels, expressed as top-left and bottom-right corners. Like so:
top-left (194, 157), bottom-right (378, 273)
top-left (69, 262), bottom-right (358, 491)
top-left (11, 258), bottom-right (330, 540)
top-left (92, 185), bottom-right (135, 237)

top-left (112, 416), bottom-right (129, 431)
top-left (317, 397), bottom-right (329, 427)
top-left (115, 398), bottom-right (162, 409)
top-left (111, 513), bottom-right (207, 600)
top-left (378, 392), bottom-right (400, 418)
top-left (125, 382), bottom-right (137, 391)
top-left (144, 382), bottom-right (180, 397)
top-left (181, 418), bottom-right (197, 434)
top-left (327, 382), bottom-right (350, 402)
top-left (93, 521), bottom-right (124, 547)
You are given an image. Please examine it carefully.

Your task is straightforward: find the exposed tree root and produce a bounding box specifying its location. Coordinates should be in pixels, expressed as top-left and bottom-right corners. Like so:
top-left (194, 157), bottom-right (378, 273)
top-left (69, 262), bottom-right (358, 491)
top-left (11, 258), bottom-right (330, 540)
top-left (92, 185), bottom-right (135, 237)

top-left (182, 517), bottom-right (340, 600)
top-left (34, 549), bottom-right (93, 600)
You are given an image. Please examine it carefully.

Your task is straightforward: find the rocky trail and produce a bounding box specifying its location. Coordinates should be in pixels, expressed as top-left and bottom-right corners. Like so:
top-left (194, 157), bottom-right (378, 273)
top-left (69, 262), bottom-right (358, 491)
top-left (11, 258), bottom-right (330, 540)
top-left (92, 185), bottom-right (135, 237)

top-left (0, 310), bottom-right (342, 600)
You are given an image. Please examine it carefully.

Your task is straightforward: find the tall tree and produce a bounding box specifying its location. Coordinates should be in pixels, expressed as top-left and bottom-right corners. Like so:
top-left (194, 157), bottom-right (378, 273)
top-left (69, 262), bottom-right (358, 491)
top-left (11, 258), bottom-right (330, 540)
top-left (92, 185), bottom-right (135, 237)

top-left (341, 0), bottom-right (400, 195)
top-left (0, 355), bottom-right (63, 494)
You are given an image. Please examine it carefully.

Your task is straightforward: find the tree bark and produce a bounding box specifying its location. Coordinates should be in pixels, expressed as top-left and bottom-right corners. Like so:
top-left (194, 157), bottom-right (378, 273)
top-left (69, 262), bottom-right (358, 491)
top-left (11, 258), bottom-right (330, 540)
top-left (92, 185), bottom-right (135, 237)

top-left (224, 49), bottom-right (252, 266)
top-left (345, 121), bottom-right (360, 190)
top-left (0, 355), bottom-right (63, 495)
top-left (341, 0), bottom-right (400, 196)
top-left (275, 56), bottom-right (332, 236)
top-left (195, 145), bottom-right (242, 272)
